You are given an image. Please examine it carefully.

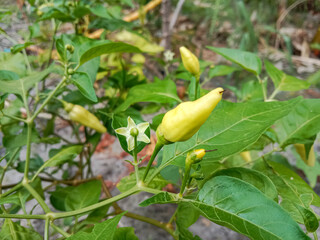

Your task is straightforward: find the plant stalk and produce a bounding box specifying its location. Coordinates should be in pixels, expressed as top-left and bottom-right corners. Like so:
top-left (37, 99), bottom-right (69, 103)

top-left (51, 186), bottom-right (139, 219)
top-left (142, 142), bottom-right (163, 182)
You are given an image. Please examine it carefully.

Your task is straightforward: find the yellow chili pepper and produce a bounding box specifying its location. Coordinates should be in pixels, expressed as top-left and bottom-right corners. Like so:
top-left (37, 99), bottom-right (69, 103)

top-left (180, 46), bottom-right (200, 78)
top-left (194, 149), bottom-right (206, 159)
top-left (63, 102), bottom-right (107, 133)
top-left (294, 144), bottom-right (316, 167)
top-left (240, 151), bottom-right (251, 163)
top-left (157, 87), bottom-right (224, 144)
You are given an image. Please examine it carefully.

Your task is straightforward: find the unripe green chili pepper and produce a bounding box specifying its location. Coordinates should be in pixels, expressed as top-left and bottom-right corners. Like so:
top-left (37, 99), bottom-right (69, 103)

top-left (180, 46), bottom-right (200, 78)
top-left (157, 87), bottom-right (224, 144)
top-left (63, 102), bottom-right (106, 133)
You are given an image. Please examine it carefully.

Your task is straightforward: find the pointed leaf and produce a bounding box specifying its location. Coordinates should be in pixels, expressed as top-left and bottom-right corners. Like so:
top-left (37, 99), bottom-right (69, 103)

top-left (0, 65), bottom-right (57, 95)
top-left (34, 145), bottom-right (83, 178)
top-left (275, 98), bottom-right (320, 148)
top-left (191, 176), bottom-right (310, 240)
top-left (72, 72), bottom-right (98, 102)
top-left (79, 42), bottom-right (142, 66)
top-left (280, 200), bottom-right (319, 232)
top-left (117, 167), bottom-right (168, 193)
top-left (207, 47), bottom-right (262, 75)
top-left (67, 212), bottom-right (125, 240)
top-left (65, 180), bottom-right (101, 211)
top-left (254, 160), bottom-right (320, 207)
top-left (265, 60), bottom-right (310, 91)
top-left (115, 80), bottom-right (181, 113)
top-left (0, 219), bottom-right (42, 240)
top-left (113, 227), bottom-right (139, 240)
top-left (210, 167), bottom-right (278, 201)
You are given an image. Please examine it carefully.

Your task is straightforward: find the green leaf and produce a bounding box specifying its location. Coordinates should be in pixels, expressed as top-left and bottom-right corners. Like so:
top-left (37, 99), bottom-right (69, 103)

top-left (117, 167), bottom-right (168, 192)
top-left (46, 145), bottom-right (83, 167)
top-left (176, 202), bottom-right (201, 240)
top-left (227, 80), bottom-right (264, 102)
top-left (158, 98), bottom-right (300, 175)
top-left (265, 60), bottom-right (310, 91)
top-left (0, 52), bottom-right (26, 76)
top-left (190, 176), bottom-right (310, 240)
top-left (275, 98), bottom-right (320, 148)
top-left (0, 70), bottom-right (19, 80)
top-left (56, 37), bottom-right (67, 62)
top-left (0, 93), bottom-right (8, 110)
top-left (113, 227), bottom-right (139, 240)
top-left (296, 152), bottom-right (320, 188)
top-left (0, 65), bottom-right (56, 95)
top-left (0, 178), bottom-right (43, 206)
top-left (254, 160), bottom-right (320, 207)
top-left (85, 204), bottom-right (111, 223)
top-left (79, 42), bottom-right (142, 66)
top-left (280, 200), bottom-right (319, 232)
top-left (0, 194), bottom-right (20, 205)
top-left (210, 167), bottom-right (278, 201)
top-left (10, 42), bottom-right (34, 54)
top-left (207, 47), bottom-right (262, 75)
top-left (34, 145), bottom-right (82, 178)
top-left (115, 80), bottom-right (181, 113)
top-left (39, 6), bottom-right (74, 22)
top-left (139, 192), bottom-right (178, 207)
top-left (307, 69), bottom-right (320, 85)
top-left (89, 18), bottom-right (133, 31)
top-left (150, 113), bottom-right (165, 131)
top-left (208, 65), bottom-right (240, 78)
top-left (72, 72), bottom-right (98, 102)
top-left (3, 125), bottom-right (40, 149)
top-left (0, 219), bottom-right (42, 240)
top-left (67, 212), bottom-right (125, 240)
top-left (17, 155), bottom-right (44, 173)
top-left (65, 180), bottom-right (101, 211)
top-left (50, 186), bottom-right (74, 211)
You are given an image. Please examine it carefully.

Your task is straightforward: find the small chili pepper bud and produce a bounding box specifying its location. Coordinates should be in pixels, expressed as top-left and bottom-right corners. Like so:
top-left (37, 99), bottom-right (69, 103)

top-left (156, 87), bottom-right (224, 144)
top-left (65, 44), bottom-right (74, 53)
top-left (67, 68), bottom-right (74, 75)
top-left (294, 144), bottom-right (316, 167)
top-left (63, 102), bottom-right (106, 133)
top-left (180, 46), bottom-right (200, 78)
top-left (186, 149), bottom-right (206, 165)
top-left (179, 149), bottom-right (206, 197)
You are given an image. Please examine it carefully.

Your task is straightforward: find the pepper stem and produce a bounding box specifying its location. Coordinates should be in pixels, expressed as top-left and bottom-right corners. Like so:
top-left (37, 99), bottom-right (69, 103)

top-left (179, 161), bottom-right (192, 198)
top-left (142, 142), bottom-right (164, 183)
top-left (133, 135), bottom-right (140, 184)
top-left (195, 74), bottom-right (200, 100)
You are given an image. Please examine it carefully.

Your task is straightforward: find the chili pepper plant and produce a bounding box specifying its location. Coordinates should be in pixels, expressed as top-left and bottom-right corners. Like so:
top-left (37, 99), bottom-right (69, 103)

top-left (0, 1), bottom-right (320, 240)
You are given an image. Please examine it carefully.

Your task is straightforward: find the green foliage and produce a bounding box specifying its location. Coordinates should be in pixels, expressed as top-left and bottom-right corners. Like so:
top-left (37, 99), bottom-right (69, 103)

top-left (65, 180), bottom-right (101, 211)
top-left (115, 80), bottom-right (181, 113)
top-left (207, 47), bottom-right (262, 75)
top-left (0, 2), bottom-right (319, 239)
top-left (67, 213), bottom-right (125, 240)
top-left (0, 219), bottom-right (42, 240)
top-left (265, 60), bottom-right (310, 91)
top-left (117, 167), bottom-right (168, 192)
